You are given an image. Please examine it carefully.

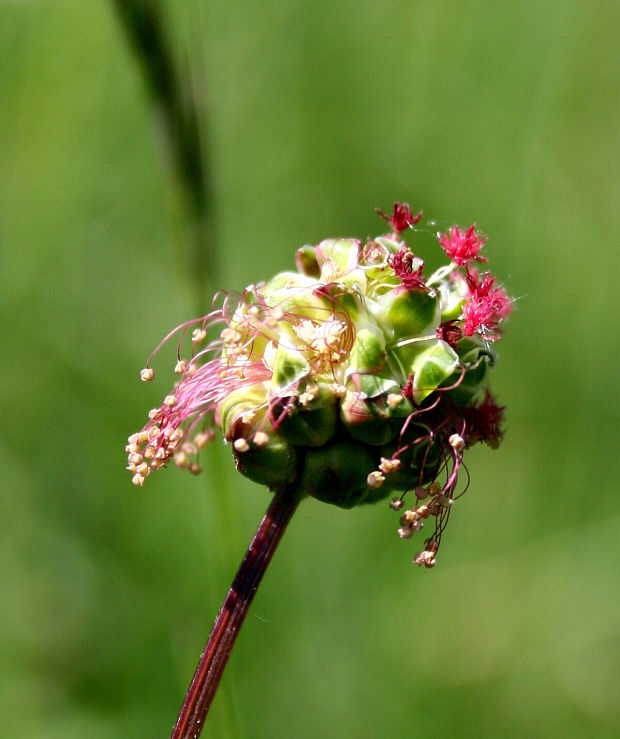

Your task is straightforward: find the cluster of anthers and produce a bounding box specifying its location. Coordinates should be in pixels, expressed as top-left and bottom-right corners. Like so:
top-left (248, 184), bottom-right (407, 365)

top-left (127, 203), bottom-right (512, 567)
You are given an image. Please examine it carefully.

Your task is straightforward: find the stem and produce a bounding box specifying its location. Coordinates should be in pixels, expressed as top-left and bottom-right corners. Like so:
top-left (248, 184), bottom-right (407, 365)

top-left (110, 0), bottom-right (217, 309)
top-left (171, 487), bottom-right (302, 739)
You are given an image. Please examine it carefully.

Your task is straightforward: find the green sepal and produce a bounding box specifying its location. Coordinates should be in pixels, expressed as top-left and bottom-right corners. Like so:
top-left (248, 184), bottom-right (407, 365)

top-left (261, 271), bottom-right (317, 294)
top-left (217, 384), bottom-right (267, 439)
top-left (379, 288), bottom-right (438, 340)
top-left (300, 441), bottom-right (374, 508)
top-left (340, 391), bottom-right (398, 446)
top-left (346, 326), bottom-right (386, 377)
top-left (443, 338), bottom-right (492, 405)
top-left (232, 435), bottom-right (299, 487)
top-left (269, 343), bottom-right (309, 392)
top-left (409, 340), bottom-right (459, 403)
top-left (354, 372), bottom-right (399, 398)
top-left (295, 245), bottom-right (320, 278)
top-left (316, 239), bottom-right (367, 291)
top-left (269, 384), bottom-right (338, 447)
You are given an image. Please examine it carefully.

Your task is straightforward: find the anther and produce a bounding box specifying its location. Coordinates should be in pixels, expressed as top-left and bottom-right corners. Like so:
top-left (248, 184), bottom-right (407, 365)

top-left (140, 368), bottom-right (154, 382)
top-left (367, 470), bottom-right (385, 489)
top-left (174, 452), bottom-right (188, 468)
top-left (234, 438), bottom-right (250, 453)
top-left (379, 457), bottom-right (401, 474)
top-left (194, 430), bottom-right (213, 449)
top-left (253, 431), bottom-right (269, 446)
top-left (413, 550), bottom-right (436, 568)
top-left (449, 433), bottom-right (465, 450)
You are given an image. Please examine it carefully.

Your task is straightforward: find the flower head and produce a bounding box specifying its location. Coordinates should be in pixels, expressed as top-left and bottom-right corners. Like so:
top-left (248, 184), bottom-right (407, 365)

top-left (128, 206), bottom-right (512, 566)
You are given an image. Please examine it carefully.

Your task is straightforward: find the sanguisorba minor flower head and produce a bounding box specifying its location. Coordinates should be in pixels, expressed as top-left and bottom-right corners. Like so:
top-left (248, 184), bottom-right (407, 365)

top-left (127, 203), bottom-right (512, 567)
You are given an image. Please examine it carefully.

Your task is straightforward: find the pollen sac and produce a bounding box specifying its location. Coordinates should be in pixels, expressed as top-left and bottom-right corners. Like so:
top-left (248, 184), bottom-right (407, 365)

top-left (129, 204), bottom-right (512, 561)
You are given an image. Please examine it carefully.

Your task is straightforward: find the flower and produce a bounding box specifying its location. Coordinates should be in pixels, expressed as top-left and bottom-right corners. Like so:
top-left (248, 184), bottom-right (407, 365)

top-left (127, 206), bottom-right (512, 566)
top-left (438, 224), bottom-right (488, 267)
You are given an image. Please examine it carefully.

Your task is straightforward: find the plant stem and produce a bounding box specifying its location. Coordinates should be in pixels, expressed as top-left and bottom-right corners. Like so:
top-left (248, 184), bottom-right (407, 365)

top-left (171, 487), bottom-right (302, 739)
top-left (110, 0), bottom-right (217, 309)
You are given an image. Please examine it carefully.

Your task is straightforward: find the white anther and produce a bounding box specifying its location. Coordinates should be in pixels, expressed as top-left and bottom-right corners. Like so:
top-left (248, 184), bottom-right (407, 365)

top-left (140, 368), bottom-right (154, 382)
top-left (367, 470), bottom-right (385, 489)
top-left (253, 431), bottom-right (269, 446)
top-left (233, 438), bottom-right (250, 453)
top-left (194, 430), bottom-right (213, 449)
top-left (379, 457), bottom-right (401, 474)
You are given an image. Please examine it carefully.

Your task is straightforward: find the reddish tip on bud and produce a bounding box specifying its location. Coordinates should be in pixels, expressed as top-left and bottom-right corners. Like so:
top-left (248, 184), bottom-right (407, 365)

top-left (377, 202), bottom-right (422, 234)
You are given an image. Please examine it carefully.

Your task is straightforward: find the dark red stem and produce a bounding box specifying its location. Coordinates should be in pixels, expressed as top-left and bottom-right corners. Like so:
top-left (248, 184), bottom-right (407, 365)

top-left (171, 486), bottom-right (302, 739)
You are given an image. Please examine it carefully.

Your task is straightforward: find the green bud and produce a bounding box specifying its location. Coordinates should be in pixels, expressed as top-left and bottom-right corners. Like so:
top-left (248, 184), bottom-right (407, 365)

top-left (268, 343), bottom-right (309, 392)
top-left (340, 391), bottom-right (396, 446)
top-left (218, 384), bottom-right (267, 439)
top-left (232, 432), bottom-right (299, 487)
top-left (408, 340), bottom-right (459, 403)
top-left (300, 441), bottom-right (375, 508)
top-left (379, 288), bottom-right (438, 340)
top-left (270, 384), bottom-right (338, 447)
top-left (346, 326), bottom-right (386, 376)
top-left (295, 245), bottom-right (320, 277)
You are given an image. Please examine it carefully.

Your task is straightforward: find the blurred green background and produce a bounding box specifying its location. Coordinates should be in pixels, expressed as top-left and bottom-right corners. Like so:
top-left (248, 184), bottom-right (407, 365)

top-left (2, 1), bottom-right (619, 737)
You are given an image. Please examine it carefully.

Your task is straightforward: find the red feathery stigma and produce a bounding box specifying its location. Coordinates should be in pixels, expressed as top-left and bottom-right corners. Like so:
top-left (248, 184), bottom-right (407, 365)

top-left (435, 320), bottom-right (462, 348)
top-left (462, 269), bottom-right (512, 339)
top-left (402, 373), bottom-right (415, 400)
top-left (377, 201), bottom-right (422, 234)
top-left (463, 389), bottom-right (505, 448)
top-left (389, 247), bottom-right (427, 291)
top-left (438, 224), bottom-right (488, 267)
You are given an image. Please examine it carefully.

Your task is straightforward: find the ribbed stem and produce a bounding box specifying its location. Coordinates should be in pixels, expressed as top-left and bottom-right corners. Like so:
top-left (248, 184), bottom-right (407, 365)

top-left (171, 487), bottom-right (302, 739)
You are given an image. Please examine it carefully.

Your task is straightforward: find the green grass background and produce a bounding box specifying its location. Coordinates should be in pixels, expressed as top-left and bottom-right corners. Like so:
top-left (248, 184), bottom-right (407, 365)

top-left (1, 1), bottom-right (619, 737)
